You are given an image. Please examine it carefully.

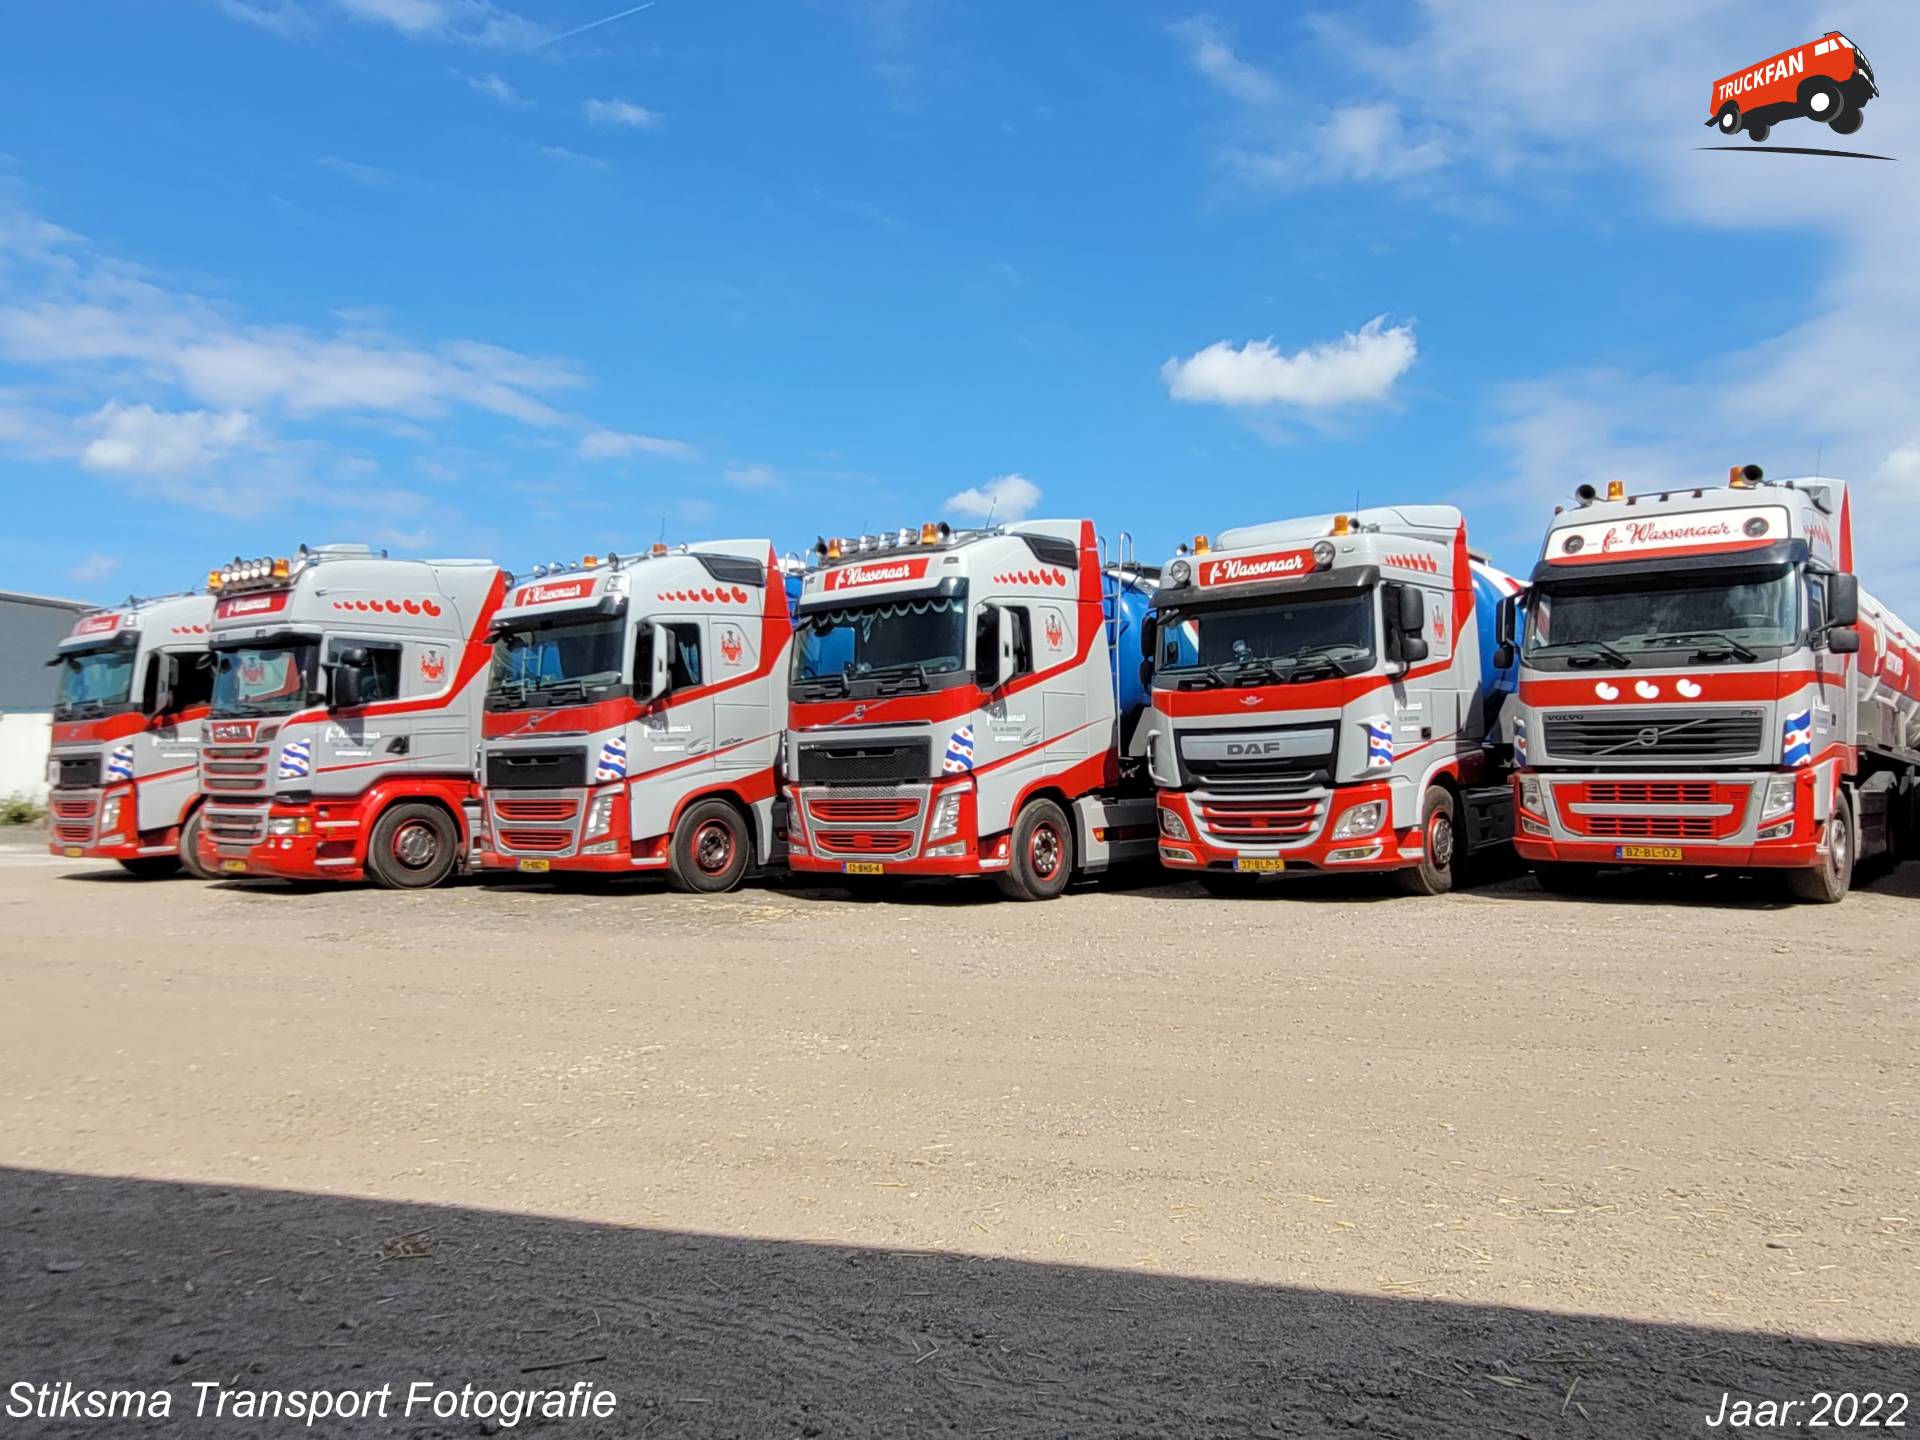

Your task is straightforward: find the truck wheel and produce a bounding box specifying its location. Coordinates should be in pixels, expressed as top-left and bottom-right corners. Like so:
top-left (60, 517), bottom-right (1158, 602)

top-left (994, 798), bottom-right (1074, 901)
top-left (1715, 103), bottom-right (1741, 134)
top-left (179, 808), bottom-right (215, 881)
top-left (1746, 121), bottom-right (1771, 143)
top-left (366, 802), bottom-right (459, 889)
top-left (1395, 785), bottom-right (1458, 896)
top-left (1786, 797), bottom-right (1854, 904)
top-left (668, 799), bottom-right (750, 894)
top-left (1532, 861), bottom-right (1604, 896)
top-left (1830, 110), bottom-right (1864, 136)
top-left (1799, 77), bottom-right (1846, 124)
top-left (118, 856), bottom-right (182, 879)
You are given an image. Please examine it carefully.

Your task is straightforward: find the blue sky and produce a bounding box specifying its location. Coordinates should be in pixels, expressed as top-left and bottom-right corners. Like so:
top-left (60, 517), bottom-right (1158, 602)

top-left (3, 1), bottom-right (1917, 610)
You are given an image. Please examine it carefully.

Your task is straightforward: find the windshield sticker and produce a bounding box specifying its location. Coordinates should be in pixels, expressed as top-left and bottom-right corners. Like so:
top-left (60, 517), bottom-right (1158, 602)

top-left (513, 578), bottom-right (596, 607)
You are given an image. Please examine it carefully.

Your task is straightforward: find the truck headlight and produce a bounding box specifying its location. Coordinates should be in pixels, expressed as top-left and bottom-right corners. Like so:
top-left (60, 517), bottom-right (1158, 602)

top-left (929, 783), bottom-right (968, 840)
top-left (586, 793), bottom-right (616, 837)
top-left (1760, 774), bottom-right (1795, 823)
top-left (268, 816), bottom-right (313, 837)
top-left (100, 795), bottom-right (122, 832)
top-left (1332, 801), bottom-right (1384, 839)
top-left (1158, 806), bottom-right (1190, 841)
top-left (1167, 558), bottom-right (1191, 585)
top-left (1519, 776), bottom-right (1545, 814)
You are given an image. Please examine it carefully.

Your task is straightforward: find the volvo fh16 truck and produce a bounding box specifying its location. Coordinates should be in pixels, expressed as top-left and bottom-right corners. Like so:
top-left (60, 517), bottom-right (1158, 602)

top-left (1146, 505), bottom-right (1520, 895)
top-left (195, 546), bottom-right (507, 887)
top-left (476, 542), bottom-right (797, 892)
top-left (46, 589), bottom-right (216, 877)
top-left (784, 520), bottom-right (1158, 900)
top-left (1510, 467), bottom-right (1920, 902)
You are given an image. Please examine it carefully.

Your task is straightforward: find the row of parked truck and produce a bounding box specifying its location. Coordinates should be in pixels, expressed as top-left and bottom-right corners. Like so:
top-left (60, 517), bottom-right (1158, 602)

top-left (46, 466), bottom-right (1920, 904)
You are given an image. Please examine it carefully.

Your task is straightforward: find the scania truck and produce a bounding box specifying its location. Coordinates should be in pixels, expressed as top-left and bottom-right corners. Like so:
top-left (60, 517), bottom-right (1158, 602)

top-left (784, 520), bottom-right (1159, 900)
top-left (195, 545), bottom-right (507, 888)
top-left (1146, 505), bottom-right (1520, 895)
top-left (46, 589), bottom-right (216, 877)
top-left (476, 542), bottom-right (796, 892)
top-left (1510, 467), bottom-right (1920, 902)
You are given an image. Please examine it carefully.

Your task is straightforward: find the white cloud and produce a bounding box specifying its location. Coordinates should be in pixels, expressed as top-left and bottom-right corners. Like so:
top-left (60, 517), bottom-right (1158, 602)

top-left (331, 0), bottom-right (544, 48)
top-left (221, 0), bottom-right (315, 37)
top-left (578, 428), bottom-right (696, 461)
top-left (722, 461), bottom-right (778, 489)
top-left (583, 98), bottom-right (659, 129)
top-left (944, 472), bottom-right (1042, 523)
top-left (466, 71), bottom-right (529, 105)
top-left (70, 552), bottom-right (122, 583)
top-left (538, 145), bottom-right (609, 171)
top-left (1169, 17), bottom-right (1279, 106)
top-left (317, 155), bottom-right (396, 187)
top-left (1163, 316), bottom-right (1417, 410)
top-left (80, 404), bottom-right (256, 475)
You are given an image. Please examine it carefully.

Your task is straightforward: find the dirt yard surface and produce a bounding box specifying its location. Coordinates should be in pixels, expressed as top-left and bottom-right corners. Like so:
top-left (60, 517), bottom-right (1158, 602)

top-left (3, 845), bottom-right (1916, 1437)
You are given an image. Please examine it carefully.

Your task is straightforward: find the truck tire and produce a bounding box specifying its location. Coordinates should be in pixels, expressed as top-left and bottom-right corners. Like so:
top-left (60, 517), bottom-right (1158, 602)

top-left (179, 808), bottom-right (216, 881)
top-left (366, 802), bottom-right (459, 889)
top-left (994, 798), bottom-right (1074, 901)
top-left (1830, 109), bottom-right (1864, 135)
top-left (667, 798), bottom-right (750, 894)
top-left (118, 856), bottom-right (182, 879)
top-left (1746, 121), bottom-right (1771, 143)
top-left (1532, 861), bottom-right (1604, 896)
top-left (1786, 796), bottom-right (1854, 904)
top-left (1395, 785), bottom-right (1459, 896)
top-left (1715, 102), bottom-right (1741, 134)
top-left (1799, 76), bottom-right (1846, 124)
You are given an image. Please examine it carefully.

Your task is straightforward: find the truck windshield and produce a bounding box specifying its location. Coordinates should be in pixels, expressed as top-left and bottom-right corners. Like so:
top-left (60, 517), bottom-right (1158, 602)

top-left (488, 615), bottom-right (628, 709)
top-left (1158, 592), bottom-right (1375, 685)
top-left (211, 642), bottom-right (318, 716)
top-left (1526, 569), bottom-right (1796, 663)
top-left (792, 596), bottom-right (969, 695)
top-left (53, 646), bottom-right (138, 718)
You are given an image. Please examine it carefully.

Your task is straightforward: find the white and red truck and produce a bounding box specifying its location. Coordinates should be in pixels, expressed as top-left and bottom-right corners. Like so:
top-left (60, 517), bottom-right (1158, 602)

top-left (1146, 505), bottom-right (1521, 894)
top-left (194, 545), bottom-right (507, 887)
top-left (45, 589), bottom-right (217, 877)
top-left (1509, 467), bottom-right (1920, 902)
top-left (784, 520), bottom-right (1160, 899)
top-left (476, 542), bottom-right (796, 892)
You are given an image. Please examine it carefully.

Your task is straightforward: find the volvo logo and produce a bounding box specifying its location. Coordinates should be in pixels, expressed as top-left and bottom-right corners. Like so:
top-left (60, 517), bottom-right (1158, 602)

top-left (1636, 726), bottom-right (1661, 747)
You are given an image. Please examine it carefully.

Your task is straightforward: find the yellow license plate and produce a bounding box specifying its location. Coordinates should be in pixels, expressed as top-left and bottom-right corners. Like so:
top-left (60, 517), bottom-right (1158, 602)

top-left (517, 859), bottom-right (551, 873)
top-left (1235, 857), bottom-right (1287, 873)
top-left (220, 859), bottom-right (249, 873)
top-left (843, 861), bottom-right (886, 875)
top-left (1616, 845), bottom-right (1683, 862)
top-left (63, 847), bottom-right (84, 858)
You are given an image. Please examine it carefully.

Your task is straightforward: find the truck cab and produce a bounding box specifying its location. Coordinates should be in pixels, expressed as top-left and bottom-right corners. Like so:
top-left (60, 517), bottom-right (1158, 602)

top-left (1512, 468), bottom-right (1920, 902)
top-left (784, 519), bottom-right (1159, 899)
top-left (476, 542), bottom-right (795, 892)
top-left (46, 591), bottom-right (216, 877)
top-left (195, 546), bottom-right (506, 887)
top-left (1147, 505), bottom-right (1519, 895)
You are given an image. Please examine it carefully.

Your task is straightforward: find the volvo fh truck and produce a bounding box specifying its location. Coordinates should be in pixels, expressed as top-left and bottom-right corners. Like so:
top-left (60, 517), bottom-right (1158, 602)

top-left (1146, 505), bottom-right (1520, 895)
top-left (46, 590), bottom-right (216, 877)
top-left (784, 520), bottom-right (1158, 900)
top-left (195, 546), bottom-right (507, 888)
top-left (476, 542), bottom-right (796, 892)
top-left (1510, 467), bottom-right (1920, 902)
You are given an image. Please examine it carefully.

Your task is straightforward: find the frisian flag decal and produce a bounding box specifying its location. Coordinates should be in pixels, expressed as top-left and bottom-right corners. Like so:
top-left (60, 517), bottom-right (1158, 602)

top-left (943, 725), bottom-right (975, 774)
top-left (277, 738), bottom-right (312, 780)
top-left (1512, 714), bottom-right (1528, 766)
top-left (104, 744), bottom-right (135, 782)
top-left (1364, 717), bottom-right (1394, 770)
top-left (595, 736), bottom-right (628, 782)
top-left (1782, 708), bottom-right (1812, 767)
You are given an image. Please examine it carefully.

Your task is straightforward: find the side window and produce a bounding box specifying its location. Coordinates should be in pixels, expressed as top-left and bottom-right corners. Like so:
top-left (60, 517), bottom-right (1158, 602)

top-left (1806, 574), bottom-right (1828, 639)
top-left (1010, 607), bottom-right (1034, 676)
top-left (167, 653), bottom-right (215, 710)
top-left (327, 639), bottom-right (401, 704)
top-left (669, 623), bottom-right (703, 687)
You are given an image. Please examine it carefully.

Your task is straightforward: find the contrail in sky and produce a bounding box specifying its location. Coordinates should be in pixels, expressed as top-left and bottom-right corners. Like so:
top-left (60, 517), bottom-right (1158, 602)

top-left (524, 1), bottom-right (657, 51)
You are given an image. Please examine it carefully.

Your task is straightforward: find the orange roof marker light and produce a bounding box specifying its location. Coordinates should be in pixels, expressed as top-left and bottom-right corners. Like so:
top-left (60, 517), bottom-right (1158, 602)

top-left (649, 543), bottom-right (670, 558)
top-left (826, 537), bottom-right (844, 561)
top-left (1332, 514), bottom-right (1351, 537)
top-left (1192, 534), bottom-right (1211, 555)
top-left (1606, 480), bottom-right (1626, 501)
top-left (581, 555), bottom-right (600, 568)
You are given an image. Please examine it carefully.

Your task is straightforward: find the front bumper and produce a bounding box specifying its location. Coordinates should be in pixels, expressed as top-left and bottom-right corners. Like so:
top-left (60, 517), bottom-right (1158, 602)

top-left (46, 785), bottom-right (174, 861)
top-left (1513, 768), bottom-right (1821, 868)
top-left (1153, 781), bottom-right (1415, 873)
top-left (198, 799), bottom-right (366, 880)
top-left (784, 779), bottom-right (1011, 875)
top-left (477, 785), bottom-right (666, 873)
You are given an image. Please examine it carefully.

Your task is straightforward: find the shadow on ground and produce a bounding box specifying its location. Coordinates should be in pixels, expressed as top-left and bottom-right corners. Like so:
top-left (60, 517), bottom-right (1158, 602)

top-left (4, 1167), bottom-right (1908, 1437)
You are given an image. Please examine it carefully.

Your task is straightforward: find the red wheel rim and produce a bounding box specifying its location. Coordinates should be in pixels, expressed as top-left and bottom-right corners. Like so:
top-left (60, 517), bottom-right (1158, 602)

top-left (1029, 820), bottom-right (1063, 880)
top-left (693, 819), bottom-right (735, 875)
top-left (391, 820), bottom-right (440, 870)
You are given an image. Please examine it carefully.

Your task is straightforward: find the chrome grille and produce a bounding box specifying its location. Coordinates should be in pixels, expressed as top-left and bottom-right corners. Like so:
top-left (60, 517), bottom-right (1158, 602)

top-left (1541, 709), bottom-right (1765, 761)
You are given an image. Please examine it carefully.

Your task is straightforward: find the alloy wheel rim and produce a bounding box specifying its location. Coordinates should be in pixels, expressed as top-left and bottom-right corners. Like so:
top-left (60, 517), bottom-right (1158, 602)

top-left (1031, 822), bottom-right (1062, 880)
top-left (695, 820), bottom-right (734, 875)
top-left (393, 821), bottom-right (438, 869)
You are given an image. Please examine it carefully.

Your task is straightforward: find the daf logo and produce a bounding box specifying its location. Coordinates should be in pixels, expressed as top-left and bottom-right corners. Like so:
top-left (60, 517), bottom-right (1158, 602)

top-left (1225, 740), bottom-right (1287, 756)
top-left (1636, 727), bottom-right (1661, 747)
top-left (1239, 694), bottom-right (1261, 707)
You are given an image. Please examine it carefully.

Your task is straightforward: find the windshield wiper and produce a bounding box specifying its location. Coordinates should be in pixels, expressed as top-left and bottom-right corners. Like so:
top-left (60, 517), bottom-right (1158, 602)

top-left (1533, 638), bottom-right (1631, 667)
top-left (1284, 657), bottom-right (1344, 682)
top-left (1638, 630), bottom-right (1759, 663)
top-left (1174, 661), bottom-right (1238, 691)
top-left (1230, 657), bottom-right (1287, 686)
top-left (869, 662), bottom-right (931, 692)
top-left (795, 672), bottom-right (849, 697)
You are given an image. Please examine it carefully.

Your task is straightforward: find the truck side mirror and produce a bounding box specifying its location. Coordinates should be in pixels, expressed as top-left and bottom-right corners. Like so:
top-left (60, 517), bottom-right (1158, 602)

top-left (646, 623), bottom-right (675, 701)
top-left (1827, 626), bottom-right (1860, 654)
top-left (1493, 593), bottom-right (1519, 669)
top-left (1384, 582), bottom-right (1429, 667)
top-left (1828, 573), bottom-right (1860, 627)
top-left (1138, 615), bottom-right (1157, 686)
top-left (1397, 583), bottom-right (1425, 635)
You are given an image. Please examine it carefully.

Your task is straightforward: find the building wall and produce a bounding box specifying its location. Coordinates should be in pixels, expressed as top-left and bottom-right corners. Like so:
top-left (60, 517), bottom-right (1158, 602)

top-left (1, 591), bottom-right (96, 803)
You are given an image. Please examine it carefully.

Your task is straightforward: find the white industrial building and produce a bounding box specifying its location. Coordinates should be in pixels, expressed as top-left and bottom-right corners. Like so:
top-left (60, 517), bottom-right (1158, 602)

top-left (1, 589), bottom-right (97, 804)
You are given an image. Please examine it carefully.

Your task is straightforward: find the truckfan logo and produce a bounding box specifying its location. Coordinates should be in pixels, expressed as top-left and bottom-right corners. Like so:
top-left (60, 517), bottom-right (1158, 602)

top-left (1703, 31), bottom-right (1885, 155)
top-left (1198, 549), bottom-right (1314, 587)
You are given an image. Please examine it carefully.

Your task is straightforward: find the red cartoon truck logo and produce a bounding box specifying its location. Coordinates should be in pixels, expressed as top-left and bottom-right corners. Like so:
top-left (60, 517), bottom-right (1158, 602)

top-left (1709, 32), bottom-right (1877, 142)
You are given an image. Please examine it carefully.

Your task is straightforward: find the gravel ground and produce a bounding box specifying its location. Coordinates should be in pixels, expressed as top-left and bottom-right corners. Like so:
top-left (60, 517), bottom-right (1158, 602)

top-left (2, 846), bottom-right (1916, 1437)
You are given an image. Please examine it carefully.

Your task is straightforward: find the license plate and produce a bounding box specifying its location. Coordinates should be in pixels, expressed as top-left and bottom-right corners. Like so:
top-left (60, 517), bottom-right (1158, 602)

top-left (517, 859), bottom-right (551, 873)
top-left (843, 861), bottom-right (886, 875)
top-left (1616, 845), bottom-right (1683, 862)
top-left (220, 859), bottom-right (249, 873)
top-left (63, 847), bottom-right (84, 858)
top-left (1235, 857), bottom-right (1287, 873)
